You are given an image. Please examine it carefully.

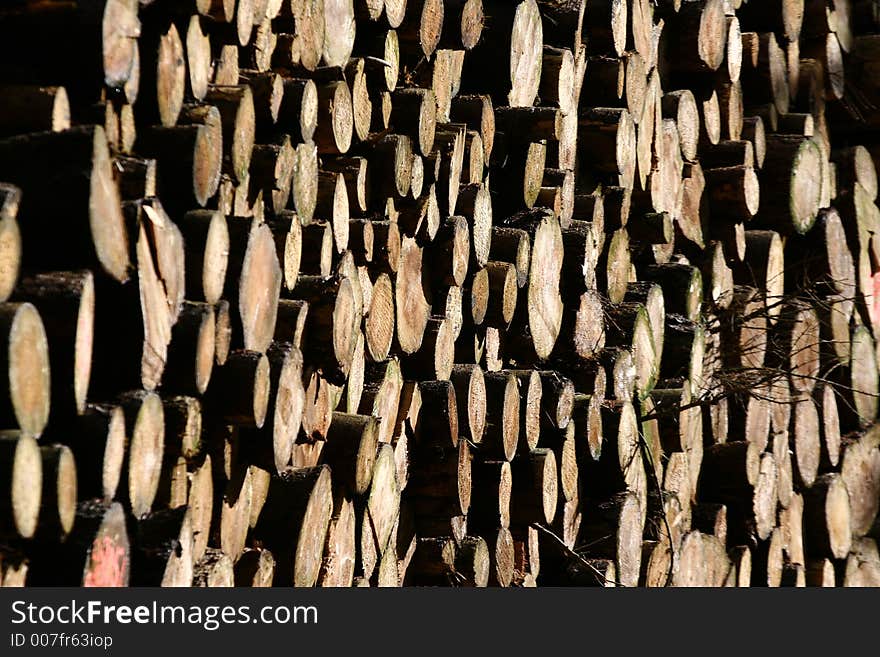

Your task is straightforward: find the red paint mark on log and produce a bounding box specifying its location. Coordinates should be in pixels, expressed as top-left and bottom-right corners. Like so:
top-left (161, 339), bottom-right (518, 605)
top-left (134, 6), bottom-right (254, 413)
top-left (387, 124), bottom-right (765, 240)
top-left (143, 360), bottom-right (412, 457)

top-left (83, 536), bottom-right (128, 587)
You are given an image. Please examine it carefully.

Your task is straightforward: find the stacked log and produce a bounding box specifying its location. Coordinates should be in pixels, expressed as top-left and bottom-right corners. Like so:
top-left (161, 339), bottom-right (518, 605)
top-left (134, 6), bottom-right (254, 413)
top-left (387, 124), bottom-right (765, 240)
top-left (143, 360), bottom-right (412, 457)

top-left (0, 0), bottom-right (878, 589)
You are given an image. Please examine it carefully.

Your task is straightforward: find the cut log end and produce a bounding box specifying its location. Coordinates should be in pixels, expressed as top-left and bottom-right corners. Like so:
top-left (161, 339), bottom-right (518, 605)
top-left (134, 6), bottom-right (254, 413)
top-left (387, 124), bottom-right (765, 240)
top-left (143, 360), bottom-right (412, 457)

top-left (90, 126), bottom-right (131, 282)
top-left (5, 303), bottom-right (51, 437)
top-left (2, 433), bottom-right (42, 539)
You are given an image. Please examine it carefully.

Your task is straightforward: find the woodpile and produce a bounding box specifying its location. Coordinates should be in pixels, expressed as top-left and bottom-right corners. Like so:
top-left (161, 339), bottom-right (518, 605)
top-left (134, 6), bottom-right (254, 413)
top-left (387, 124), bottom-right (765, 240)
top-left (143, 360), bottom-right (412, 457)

top-left (1, 0), bottom-right (880, 588)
